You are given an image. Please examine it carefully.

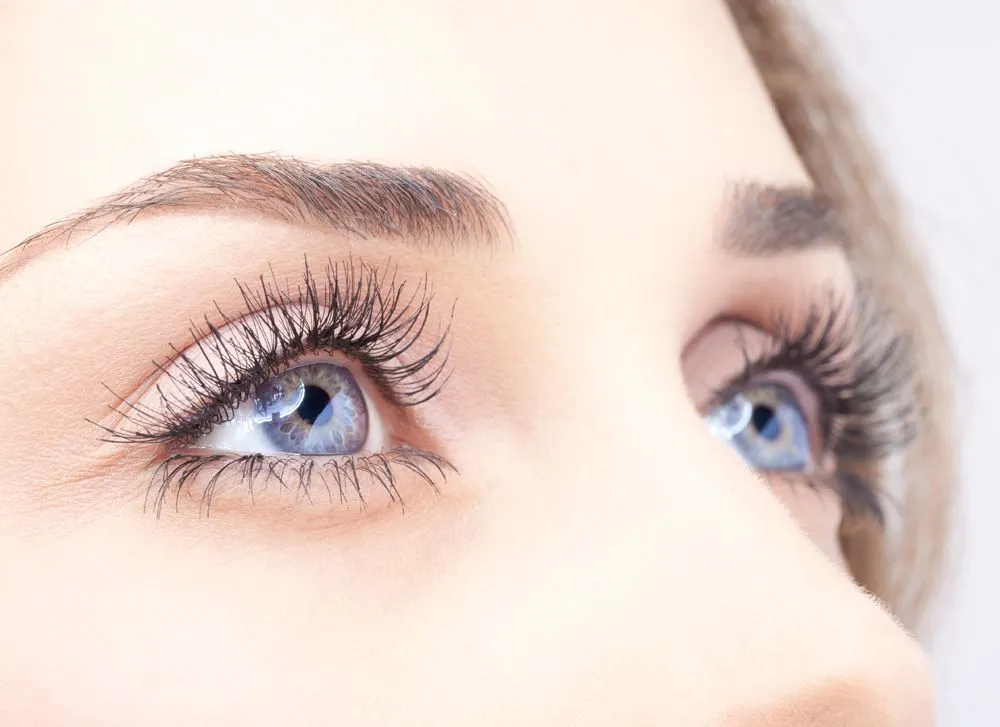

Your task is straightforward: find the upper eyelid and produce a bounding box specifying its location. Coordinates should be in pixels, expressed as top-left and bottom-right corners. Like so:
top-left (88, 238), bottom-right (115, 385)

top-left (700, 311), bottom-right (858, 410)
top-left (686, 316), bottom-right (797, 408)
top-left (702, 320), bottom-right (825, 402)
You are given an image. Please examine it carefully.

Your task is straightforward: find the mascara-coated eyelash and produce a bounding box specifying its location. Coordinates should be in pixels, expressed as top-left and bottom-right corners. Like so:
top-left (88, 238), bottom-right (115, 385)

top-left (100, 258), bottom-right (452, 448)
top-left (709, 289), bottom-right (919, 524)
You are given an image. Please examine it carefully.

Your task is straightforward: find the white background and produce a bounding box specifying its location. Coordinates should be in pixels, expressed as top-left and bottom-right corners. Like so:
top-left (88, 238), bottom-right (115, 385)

top-left (803, 3), bottom-right (1000, 724)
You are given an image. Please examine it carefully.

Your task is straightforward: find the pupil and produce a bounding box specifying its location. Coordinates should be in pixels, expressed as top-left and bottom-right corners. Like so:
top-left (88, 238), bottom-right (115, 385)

top-left (296, 385), bottom-right (333, 426)
top-left (751, 404), bottom-right (781, 441)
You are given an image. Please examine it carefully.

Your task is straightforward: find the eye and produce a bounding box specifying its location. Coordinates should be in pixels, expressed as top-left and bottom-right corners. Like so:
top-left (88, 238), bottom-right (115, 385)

top-left (98, 261), bottom-right (456, 519)
top-left (196, 361), bottom-right (387, 456)
top-left (704, 383), bottom-right (815, 473)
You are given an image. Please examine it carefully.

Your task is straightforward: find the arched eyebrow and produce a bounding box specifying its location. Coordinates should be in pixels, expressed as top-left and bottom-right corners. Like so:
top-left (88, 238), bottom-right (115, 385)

top-left (0, 153), bottom-right (512, 280)
top-left (0, 154), bottom-right (846, 281)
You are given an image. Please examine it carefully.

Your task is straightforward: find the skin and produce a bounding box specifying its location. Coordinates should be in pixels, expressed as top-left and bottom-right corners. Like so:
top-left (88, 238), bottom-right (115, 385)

top-left (0, 0), bottom-right (934, 725)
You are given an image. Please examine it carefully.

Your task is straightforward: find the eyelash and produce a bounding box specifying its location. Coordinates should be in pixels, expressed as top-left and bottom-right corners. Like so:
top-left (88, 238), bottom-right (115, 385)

top-left (100, 262), bottom-right (914, 524)
top-left (709, 289), bottom-right (918, 524)
top-left (98, 258), bottom-right (454, 517)
top-left (146, 449), bottom-right (453, 518)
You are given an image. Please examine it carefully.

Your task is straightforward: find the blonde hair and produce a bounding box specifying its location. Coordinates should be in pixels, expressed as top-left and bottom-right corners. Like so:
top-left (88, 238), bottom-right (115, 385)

top-left (728, 1), bottom-right (957, 636)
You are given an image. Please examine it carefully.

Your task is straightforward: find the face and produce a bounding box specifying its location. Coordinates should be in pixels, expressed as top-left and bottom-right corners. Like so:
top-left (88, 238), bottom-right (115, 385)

top-left (0, 0), bottom-right (933, 724)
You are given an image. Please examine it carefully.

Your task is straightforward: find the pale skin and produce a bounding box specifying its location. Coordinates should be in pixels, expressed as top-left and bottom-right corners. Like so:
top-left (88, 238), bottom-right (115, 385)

top-left (0, 0), bottom-right (934, 725)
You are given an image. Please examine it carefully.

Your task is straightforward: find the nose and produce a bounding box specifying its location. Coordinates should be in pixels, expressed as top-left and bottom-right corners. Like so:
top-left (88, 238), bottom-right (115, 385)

top-left (481, 333), bottom-right (936, 726)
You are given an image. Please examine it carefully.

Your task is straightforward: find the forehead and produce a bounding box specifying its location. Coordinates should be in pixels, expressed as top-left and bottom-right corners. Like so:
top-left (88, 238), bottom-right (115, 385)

top-left (0, 0), bottom-right (809, 258)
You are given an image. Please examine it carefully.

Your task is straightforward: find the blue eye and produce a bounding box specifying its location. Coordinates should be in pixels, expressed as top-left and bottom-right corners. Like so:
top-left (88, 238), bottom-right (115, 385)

top-left (253, 363), bottom-right (369, 454)
top-left (705, 383), bottom-right (814, 472)
top-left (197, 362), bottom-right (378, 456)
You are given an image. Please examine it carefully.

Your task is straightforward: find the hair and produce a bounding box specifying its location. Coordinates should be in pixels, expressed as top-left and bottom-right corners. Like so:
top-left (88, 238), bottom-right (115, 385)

top-left (727, 1), bottom-right (957, 637)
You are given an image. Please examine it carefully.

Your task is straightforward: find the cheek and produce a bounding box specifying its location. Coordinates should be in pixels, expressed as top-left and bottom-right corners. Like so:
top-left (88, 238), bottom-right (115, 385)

top-left (0, 503), bottom-right (391, 726)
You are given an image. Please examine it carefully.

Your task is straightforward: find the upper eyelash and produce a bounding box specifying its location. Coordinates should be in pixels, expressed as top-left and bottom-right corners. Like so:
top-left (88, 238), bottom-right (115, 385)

top-left (720, 288), bottom-right (919, 461)
top-left (97, 257), bottom-right (452, 448)
top-left (710, 288), bottom-right (919, 524)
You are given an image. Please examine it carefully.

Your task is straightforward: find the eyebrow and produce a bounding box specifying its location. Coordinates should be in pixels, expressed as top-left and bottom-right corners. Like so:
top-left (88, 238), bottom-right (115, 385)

top-left (721, 182), bottom-right (848, 257)
top-left (0, 154), bottom-right (846, 279)
top-left (0, 154), bottom-right (512, 279)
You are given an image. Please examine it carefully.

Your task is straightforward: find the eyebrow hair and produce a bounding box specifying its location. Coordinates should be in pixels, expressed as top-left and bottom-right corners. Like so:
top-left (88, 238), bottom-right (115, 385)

top-left (0, 155), bottom-right (845, 280)
top-left (0, 154), bottom-right (512, 279)
top-left (722, 182), bottom-right (848, 256)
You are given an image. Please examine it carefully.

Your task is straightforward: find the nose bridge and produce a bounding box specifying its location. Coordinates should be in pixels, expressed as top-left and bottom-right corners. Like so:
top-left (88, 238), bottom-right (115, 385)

top-left (507, 306), bottom-right (768, 617)
top-left (523, 330), bottom-right (744, 560)
top-left (520, 283), bottom-right (700, 498)
top-left (497, 394), bottom-right (936, 726)
top-left (487, 295), bottom-right (935, 725)
top-left (512, 299), bottom-right (801, 625)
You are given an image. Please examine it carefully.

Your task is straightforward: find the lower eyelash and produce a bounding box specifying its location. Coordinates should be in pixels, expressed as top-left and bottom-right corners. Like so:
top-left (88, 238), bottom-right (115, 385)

top-left (146, 448), bottom-right (454, 519)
